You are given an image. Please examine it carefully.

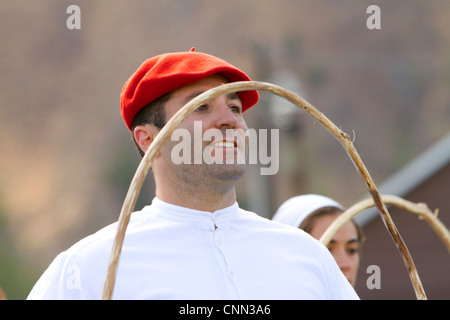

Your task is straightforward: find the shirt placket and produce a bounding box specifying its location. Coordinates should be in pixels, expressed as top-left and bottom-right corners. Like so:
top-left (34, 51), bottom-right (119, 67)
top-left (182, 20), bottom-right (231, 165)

top-left (211, 213), bottom-right (240, 299)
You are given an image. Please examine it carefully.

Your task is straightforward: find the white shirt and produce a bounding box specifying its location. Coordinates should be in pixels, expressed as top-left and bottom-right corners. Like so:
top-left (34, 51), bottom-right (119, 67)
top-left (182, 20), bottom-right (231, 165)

top-left (28, 198), bottom-right (358, 300)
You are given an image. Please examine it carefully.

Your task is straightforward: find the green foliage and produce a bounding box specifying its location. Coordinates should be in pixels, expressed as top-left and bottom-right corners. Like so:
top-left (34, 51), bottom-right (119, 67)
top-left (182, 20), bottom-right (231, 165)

top-left (0, 245), bottom-right (39, 300)
top-left (0, 196), bottom-right (39, 299)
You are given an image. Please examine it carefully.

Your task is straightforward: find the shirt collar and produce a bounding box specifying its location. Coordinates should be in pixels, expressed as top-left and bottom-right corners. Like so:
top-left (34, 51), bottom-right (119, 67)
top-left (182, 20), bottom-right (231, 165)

top-left (144, 197), bottom-right (239, 224)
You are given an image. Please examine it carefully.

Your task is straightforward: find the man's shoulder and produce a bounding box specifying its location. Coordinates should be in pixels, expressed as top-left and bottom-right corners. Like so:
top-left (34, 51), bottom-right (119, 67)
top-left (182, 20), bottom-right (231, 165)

top-left (56, 222), bottom-right (117, 266)
top-left (65, 208), bottom-right (155, 258)
top-left (27, 221), bottom-right (120, 300)
top-left (237, 208), bottom-right (319, 242)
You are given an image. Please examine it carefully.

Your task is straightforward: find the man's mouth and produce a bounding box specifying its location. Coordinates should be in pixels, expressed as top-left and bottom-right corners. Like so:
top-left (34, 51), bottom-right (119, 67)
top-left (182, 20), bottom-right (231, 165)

top-left (212, 140), bottom-right (236, 148)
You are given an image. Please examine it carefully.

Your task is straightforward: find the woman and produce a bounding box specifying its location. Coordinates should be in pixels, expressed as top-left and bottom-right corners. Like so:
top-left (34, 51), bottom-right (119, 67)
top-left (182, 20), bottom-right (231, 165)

top-left (272, 194), bottom-right (365, 287)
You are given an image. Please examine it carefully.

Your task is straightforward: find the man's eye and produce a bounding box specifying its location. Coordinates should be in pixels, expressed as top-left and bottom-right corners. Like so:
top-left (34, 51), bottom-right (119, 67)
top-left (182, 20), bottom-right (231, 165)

top-left (229, 105), bottom-right (242, 113)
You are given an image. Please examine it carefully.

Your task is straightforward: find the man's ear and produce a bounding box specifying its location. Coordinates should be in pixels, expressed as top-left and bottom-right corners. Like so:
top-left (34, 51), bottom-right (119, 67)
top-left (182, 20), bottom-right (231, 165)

top-left (133, 124), bottom-right (160, 155)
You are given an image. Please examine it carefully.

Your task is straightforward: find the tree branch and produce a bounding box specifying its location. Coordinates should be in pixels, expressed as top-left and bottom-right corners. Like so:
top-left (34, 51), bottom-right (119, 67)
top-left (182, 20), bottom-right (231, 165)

top-left (320, 194), bottom-right (450, 253)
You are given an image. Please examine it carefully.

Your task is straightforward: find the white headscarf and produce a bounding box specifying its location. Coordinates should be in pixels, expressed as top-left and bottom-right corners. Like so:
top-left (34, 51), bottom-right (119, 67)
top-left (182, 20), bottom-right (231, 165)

top-left (272, 194), bottom-right (344, 228)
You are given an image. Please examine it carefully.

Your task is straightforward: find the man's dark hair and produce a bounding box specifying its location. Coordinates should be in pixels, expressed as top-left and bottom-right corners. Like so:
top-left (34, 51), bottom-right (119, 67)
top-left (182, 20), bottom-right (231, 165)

top-left (131, 91), bottom-right (172, 157)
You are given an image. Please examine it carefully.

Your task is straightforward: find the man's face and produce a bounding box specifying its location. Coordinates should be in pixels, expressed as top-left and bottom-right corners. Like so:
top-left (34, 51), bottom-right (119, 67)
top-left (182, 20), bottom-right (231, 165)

top-left (160, 74), bottom-right (249, 186)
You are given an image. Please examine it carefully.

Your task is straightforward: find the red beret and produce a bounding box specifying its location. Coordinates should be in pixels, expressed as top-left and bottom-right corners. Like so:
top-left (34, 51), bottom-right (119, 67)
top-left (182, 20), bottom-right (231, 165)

top-left (120, 49), bottom-right (259, 130)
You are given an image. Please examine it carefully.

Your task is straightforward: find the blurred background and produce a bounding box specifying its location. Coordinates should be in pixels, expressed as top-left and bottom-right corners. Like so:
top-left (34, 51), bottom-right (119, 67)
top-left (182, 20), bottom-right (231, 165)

top-left (0, 0), bottom-right (449, 299)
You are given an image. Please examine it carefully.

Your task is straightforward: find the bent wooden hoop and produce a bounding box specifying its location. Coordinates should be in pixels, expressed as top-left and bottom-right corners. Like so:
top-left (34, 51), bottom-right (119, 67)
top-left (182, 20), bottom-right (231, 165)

top-left (102, 81), bottom-right (426, 300)
top-left (320, 194), bottom-right (450, 253)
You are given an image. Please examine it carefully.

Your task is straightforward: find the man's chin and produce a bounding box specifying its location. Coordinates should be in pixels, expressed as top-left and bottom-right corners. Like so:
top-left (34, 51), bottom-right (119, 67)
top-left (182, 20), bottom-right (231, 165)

top-left (208, 163), bottom-right (246, 181)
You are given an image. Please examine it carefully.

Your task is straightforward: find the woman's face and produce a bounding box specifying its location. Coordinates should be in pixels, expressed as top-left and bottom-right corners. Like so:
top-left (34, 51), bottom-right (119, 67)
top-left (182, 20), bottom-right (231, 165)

top-left (309, 214), bottom-right (361, 287)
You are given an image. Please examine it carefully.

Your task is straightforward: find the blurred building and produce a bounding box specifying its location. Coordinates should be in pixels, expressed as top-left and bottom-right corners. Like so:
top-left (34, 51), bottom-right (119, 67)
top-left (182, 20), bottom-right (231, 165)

top-left (354, 132), bottom-right (450, 299)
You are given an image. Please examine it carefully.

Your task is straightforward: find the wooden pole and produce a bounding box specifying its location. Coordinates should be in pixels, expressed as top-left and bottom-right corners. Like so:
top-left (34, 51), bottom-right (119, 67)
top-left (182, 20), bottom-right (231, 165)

top-left (320, 194), bottom-right (450, 253)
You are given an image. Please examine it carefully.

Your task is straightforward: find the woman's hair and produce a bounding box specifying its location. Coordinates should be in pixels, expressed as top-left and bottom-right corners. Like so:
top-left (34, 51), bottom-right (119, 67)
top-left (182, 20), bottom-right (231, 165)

top-left (300, 206), bottom-right (366, 246)
top-left (131, 91), bottom-right (173, 157)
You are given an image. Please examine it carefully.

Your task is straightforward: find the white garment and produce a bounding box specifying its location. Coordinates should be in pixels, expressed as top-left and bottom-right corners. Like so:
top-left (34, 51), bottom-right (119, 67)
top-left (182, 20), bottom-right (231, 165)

top-left (272, 194), bottom-right (345, 228)
top-left (28, 197), bottom-right (358, 300)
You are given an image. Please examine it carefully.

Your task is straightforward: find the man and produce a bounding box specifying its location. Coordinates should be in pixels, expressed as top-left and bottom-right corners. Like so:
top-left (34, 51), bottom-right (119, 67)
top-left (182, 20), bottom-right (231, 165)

top-left (28, 49), bottom-right (358, 299)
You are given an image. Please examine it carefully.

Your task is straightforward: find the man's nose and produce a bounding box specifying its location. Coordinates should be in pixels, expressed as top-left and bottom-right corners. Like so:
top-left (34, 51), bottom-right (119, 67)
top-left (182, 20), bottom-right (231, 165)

top-left (214, 100), bottom-right (238, 129)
